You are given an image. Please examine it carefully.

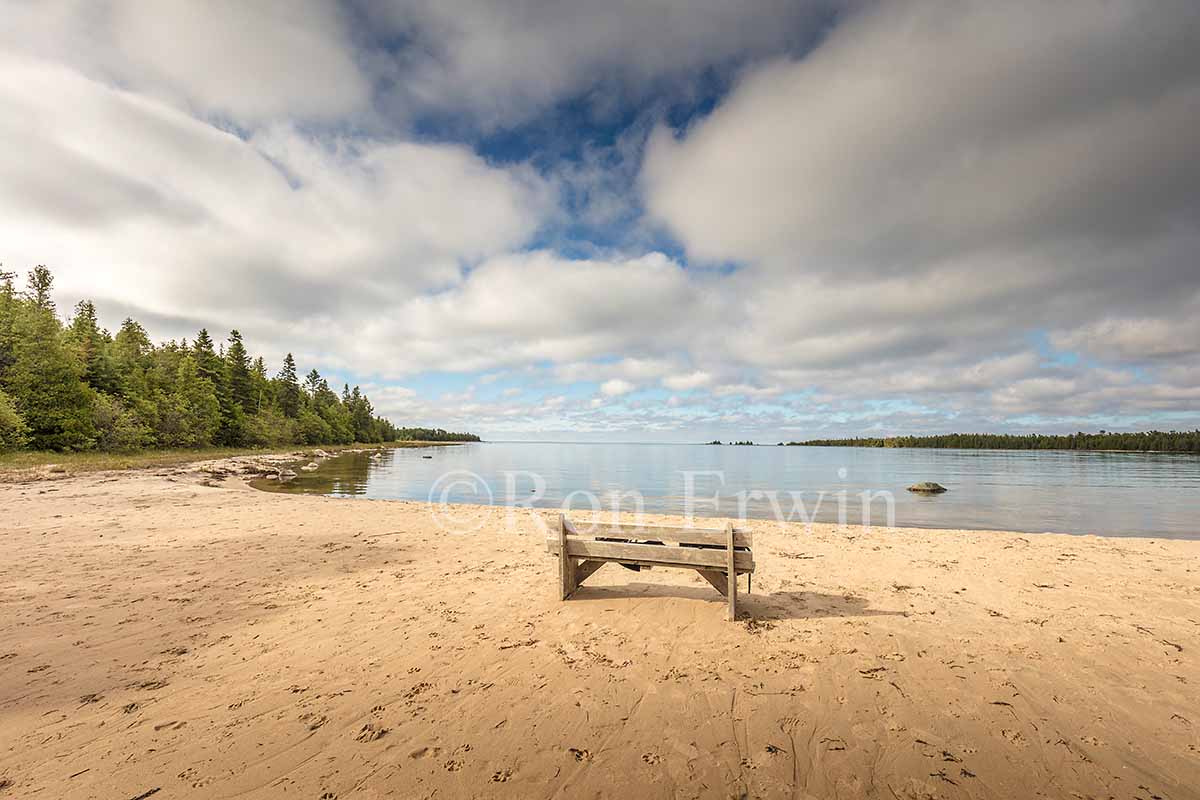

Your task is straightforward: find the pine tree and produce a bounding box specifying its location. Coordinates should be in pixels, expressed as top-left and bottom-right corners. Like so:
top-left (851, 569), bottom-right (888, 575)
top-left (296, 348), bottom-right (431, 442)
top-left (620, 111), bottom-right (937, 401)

top-left (348, 385), bottom-right (375, 442)
top-left (168, 355), bottom-right (220, 447)
top-left (225, 330), bottom-right (252, 411)
top-left (0, 270), bottom-right (18, 378)
top-left (193, 329), bottom-right (221, 385)
top-left (112, 318), bottom-right (153, 397)
top-left (4, 295), bottom-right (95, 450)
top-left (304, 368), bottom-right (323, 399)
top-left (25, 266), bottom-right (55, 311)
top-left (66, 300), bottom-right (118, 394)
top-left (251, 356), bottom-right (270, 414)
top-left (277, 353), bottom-right (301, 418)
top-left (0, 387), bottom-right (29, 452)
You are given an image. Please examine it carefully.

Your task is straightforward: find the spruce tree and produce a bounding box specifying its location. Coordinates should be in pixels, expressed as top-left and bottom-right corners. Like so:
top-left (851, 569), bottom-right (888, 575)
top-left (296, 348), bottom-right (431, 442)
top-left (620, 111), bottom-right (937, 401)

top-left (277, 353), bottom-right (301, 418)
top-left (25, 266), bottom-right (55, 311)
top-left (4, 296), bottom-right (95, 450)
top-left (169, 356), bottom-right (220, 447)
top-left (250, 356), bottom-right (270, 414)
top-left (66, 300), bottom-right (118, 394)
top-left (225, 330), bottom-right (252, 411)
top-left (0, 387), bottom-right (29, 452)
top-left (0, 270), bottom-right (18, 377)
top-left (193, 329), bottom-right (221, 385)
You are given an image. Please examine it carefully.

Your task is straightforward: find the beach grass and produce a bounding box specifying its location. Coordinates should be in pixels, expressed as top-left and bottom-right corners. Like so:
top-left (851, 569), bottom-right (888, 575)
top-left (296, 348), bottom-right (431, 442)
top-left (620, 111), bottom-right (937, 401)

top-left (0, 440), bottom-right (457, 480)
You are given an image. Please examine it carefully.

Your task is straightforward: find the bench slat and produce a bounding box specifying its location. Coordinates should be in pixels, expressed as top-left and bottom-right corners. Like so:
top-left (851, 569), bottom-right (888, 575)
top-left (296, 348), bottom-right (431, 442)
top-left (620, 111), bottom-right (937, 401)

top-left (547, 537), bottom-right (755, 571)
top-left (560, 521), bottom-right (753, 548)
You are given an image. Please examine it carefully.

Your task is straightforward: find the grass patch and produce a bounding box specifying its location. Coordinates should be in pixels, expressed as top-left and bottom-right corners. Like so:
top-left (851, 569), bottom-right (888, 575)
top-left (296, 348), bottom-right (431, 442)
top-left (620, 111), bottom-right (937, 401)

top-left (0, 441), bottom-right (460, 480)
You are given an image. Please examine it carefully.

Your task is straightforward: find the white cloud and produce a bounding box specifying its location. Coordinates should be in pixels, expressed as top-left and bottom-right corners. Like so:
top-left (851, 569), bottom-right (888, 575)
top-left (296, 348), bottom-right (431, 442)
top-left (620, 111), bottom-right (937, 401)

top-left (1, 0), bottom-right (370, 123)
top-left (644, 2), bottom-right (1200, 272)
top-left (633, 0), bottom-right (1200, 430)
top-left (361, 0), bottom-right (835, 126)
top-left (600, 379), bottom-right (636, 397)
top-left (662, 370), bottom-right (712, 391)
top-left (370, 251), bottom-right (699, 375)
top-left (0, 49), bottom-right (551, 368)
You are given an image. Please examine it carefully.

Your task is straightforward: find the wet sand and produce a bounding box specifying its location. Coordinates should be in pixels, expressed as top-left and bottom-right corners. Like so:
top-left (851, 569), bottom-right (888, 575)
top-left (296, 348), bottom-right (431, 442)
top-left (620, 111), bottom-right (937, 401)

top-left (1, 458), bottom-right (1197, 799)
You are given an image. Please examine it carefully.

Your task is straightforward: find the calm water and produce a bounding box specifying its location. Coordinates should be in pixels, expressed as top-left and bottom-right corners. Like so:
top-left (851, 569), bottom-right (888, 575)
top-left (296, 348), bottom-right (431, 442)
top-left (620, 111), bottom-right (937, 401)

top-left (256, 442), bottom-right (1200, 538)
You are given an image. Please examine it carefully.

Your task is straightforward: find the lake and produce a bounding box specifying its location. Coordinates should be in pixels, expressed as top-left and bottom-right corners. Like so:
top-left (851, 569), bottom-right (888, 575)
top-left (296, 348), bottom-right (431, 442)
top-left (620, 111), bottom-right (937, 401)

top-left (255, 442), bottom-right (1200, 538)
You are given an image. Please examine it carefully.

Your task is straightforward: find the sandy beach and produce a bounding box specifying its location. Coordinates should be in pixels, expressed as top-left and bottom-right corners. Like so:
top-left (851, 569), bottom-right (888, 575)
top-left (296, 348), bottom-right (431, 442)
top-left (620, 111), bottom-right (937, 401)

top-left (1, 459), bottom-right (1198, 800)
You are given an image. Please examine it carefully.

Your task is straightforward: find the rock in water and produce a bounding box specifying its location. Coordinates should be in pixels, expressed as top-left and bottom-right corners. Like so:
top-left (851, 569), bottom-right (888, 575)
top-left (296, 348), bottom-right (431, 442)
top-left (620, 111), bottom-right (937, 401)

top-left (907, 482), bottom-right (947, 494)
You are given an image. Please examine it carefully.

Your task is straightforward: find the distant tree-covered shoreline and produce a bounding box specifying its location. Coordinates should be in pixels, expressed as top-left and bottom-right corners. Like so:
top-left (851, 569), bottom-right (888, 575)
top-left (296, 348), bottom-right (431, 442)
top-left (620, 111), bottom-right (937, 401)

top-left (393, 428), bottom-right (480, 443)
top-left (0, 266), bottom-right (477, 453)
top-left (789, 431), bottom-right (1200, 453)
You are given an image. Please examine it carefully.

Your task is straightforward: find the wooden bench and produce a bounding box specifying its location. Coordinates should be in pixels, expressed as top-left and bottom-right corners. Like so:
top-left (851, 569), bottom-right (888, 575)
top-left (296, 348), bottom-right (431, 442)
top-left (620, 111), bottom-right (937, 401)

top-left (545, 515), bottom-right (754, 621)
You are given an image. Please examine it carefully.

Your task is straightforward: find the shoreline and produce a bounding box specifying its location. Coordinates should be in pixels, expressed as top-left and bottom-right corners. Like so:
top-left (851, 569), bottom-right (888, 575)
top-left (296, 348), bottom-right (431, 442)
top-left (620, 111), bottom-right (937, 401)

top-left (1, 463), bottom-right (1197, 798)
top-left (0, 440), bottom-right (466, 483)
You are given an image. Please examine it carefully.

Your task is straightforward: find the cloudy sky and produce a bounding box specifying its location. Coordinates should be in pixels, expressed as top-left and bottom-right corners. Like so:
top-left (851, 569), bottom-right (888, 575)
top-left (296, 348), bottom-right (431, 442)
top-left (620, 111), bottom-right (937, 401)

top-left (2, 1), bottom-right (1199, 441)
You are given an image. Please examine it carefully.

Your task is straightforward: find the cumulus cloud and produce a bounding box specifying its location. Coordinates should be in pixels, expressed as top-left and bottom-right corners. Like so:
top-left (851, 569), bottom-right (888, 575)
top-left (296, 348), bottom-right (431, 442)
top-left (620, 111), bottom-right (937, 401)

top-left (370, 251), bottom-right (699, 375)
top-left (663, 371), bottom-right (713, 391)
top-left (600, 379), bottom-right (637, 397)
top-left (1, 0), bottom-right (370, 123)
top-left (637, 0), bottom-right (1200, 431)
top-left (0, 49), bottom-right (551, 368)
top-left (359, 0), bottom-right (838, 127)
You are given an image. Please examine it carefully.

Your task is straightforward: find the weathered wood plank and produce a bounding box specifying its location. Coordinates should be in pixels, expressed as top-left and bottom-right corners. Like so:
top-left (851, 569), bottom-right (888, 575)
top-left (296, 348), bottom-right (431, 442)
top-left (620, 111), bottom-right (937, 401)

top-left (558, 514), bottom-right (574, 600)
top-left (696, 568), bottom-right (728, 595)
top-left (563, 521), bottom-right (752, 548)
top-left (547, 538), bottom-right (754, 571)
top-left (726, 522), bottom-right (737, 621)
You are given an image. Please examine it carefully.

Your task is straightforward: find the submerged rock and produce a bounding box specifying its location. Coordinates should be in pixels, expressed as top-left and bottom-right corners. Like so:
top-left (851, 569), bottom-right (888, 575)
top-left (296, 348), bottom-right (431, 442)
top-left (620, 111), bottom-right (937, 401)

top-left (300, 462), bottom-right (320, 472)
top-left (907, 482), bottom-right (947, 494)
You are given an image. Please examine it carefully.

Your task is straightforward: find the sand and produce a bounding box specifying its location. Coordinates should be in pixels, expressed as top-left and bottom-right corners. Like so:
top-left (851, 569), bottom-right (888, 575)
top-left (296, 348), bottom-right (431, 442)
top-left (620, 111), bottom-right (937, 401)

top-left (1, 458), bottom-right (1197, 799)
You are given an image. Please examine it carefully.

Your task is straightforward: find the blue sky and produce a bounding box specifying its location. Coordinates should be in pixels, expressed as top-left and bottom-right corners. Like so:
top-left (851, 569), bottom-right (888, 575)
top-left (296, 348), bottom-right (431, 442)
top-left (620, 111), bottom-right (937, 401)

top-left (2, 1), bottom-right (1199, 441)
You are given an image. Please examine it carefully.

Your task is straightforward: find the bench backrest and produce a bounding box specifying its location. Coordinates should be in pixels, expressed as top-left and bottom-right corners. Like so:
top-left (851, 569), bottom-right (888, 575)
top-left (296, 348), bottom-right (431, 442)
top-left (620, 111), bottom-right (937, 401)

top-left (563, 518), bottom-right (753, 548)
top-left (547, 516), bottom-right (755, 573)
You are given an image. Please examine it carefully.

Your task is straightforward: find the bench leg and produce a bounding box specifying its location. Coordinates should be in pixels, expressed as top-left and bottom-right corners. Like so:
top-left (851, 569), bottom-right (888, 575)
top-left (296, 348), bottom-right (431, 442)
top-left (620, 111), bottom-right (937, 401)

top-left (726, 522), bottom-right (737, 621)
top-left (559, 515), bottom-right (575, 600)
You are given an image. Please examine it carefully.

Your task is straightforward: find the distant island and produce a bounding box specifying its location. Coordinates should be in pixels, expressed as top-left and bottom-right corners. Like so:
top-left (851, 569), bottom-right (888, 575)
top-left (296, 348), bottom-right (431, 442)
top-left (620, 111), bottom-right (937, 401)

top-left (789, 431), bottom-right (1200, 453)
top-left (394, 428), bottom-right (480, 443)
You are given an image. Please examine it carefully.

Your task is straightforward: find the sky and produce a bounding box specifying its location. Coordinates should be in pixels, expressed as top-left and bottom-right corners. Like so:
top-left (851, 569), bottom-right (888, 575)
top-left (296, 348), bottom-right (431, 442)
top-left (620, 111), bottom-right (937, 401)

top-left (2, 1), bottom-right (1199, 442)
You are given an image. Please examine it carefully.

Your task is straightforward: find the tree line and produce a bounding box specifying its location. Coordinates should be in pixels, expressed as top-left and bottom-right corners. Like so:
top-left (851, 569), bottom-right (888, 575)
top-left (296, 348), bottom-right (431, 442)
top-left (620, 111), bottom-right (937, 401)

top-left (789, 431), bottom-right (1200, 453)
top-left (0, 266), bottom-right (478, 453)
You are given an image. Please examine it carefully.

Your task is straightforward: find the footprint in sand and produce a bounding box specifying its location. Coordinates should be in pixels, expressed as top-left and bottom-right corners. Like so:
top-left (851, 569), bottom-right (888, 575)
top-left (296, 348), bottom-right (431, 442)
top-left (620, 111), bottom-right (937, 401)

top-left (490, 768), bottom-right (512, 782)
top-left (409, 746), bottom-right (441, 759)
top-left (568, 748), bottom-right (591, 762)
top-left (1000, 729), bottom-right (1027, 746)
top-left (641, 752), bottom-right (662, 765)
top-left (355, 723), bottom-right (389, 742)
